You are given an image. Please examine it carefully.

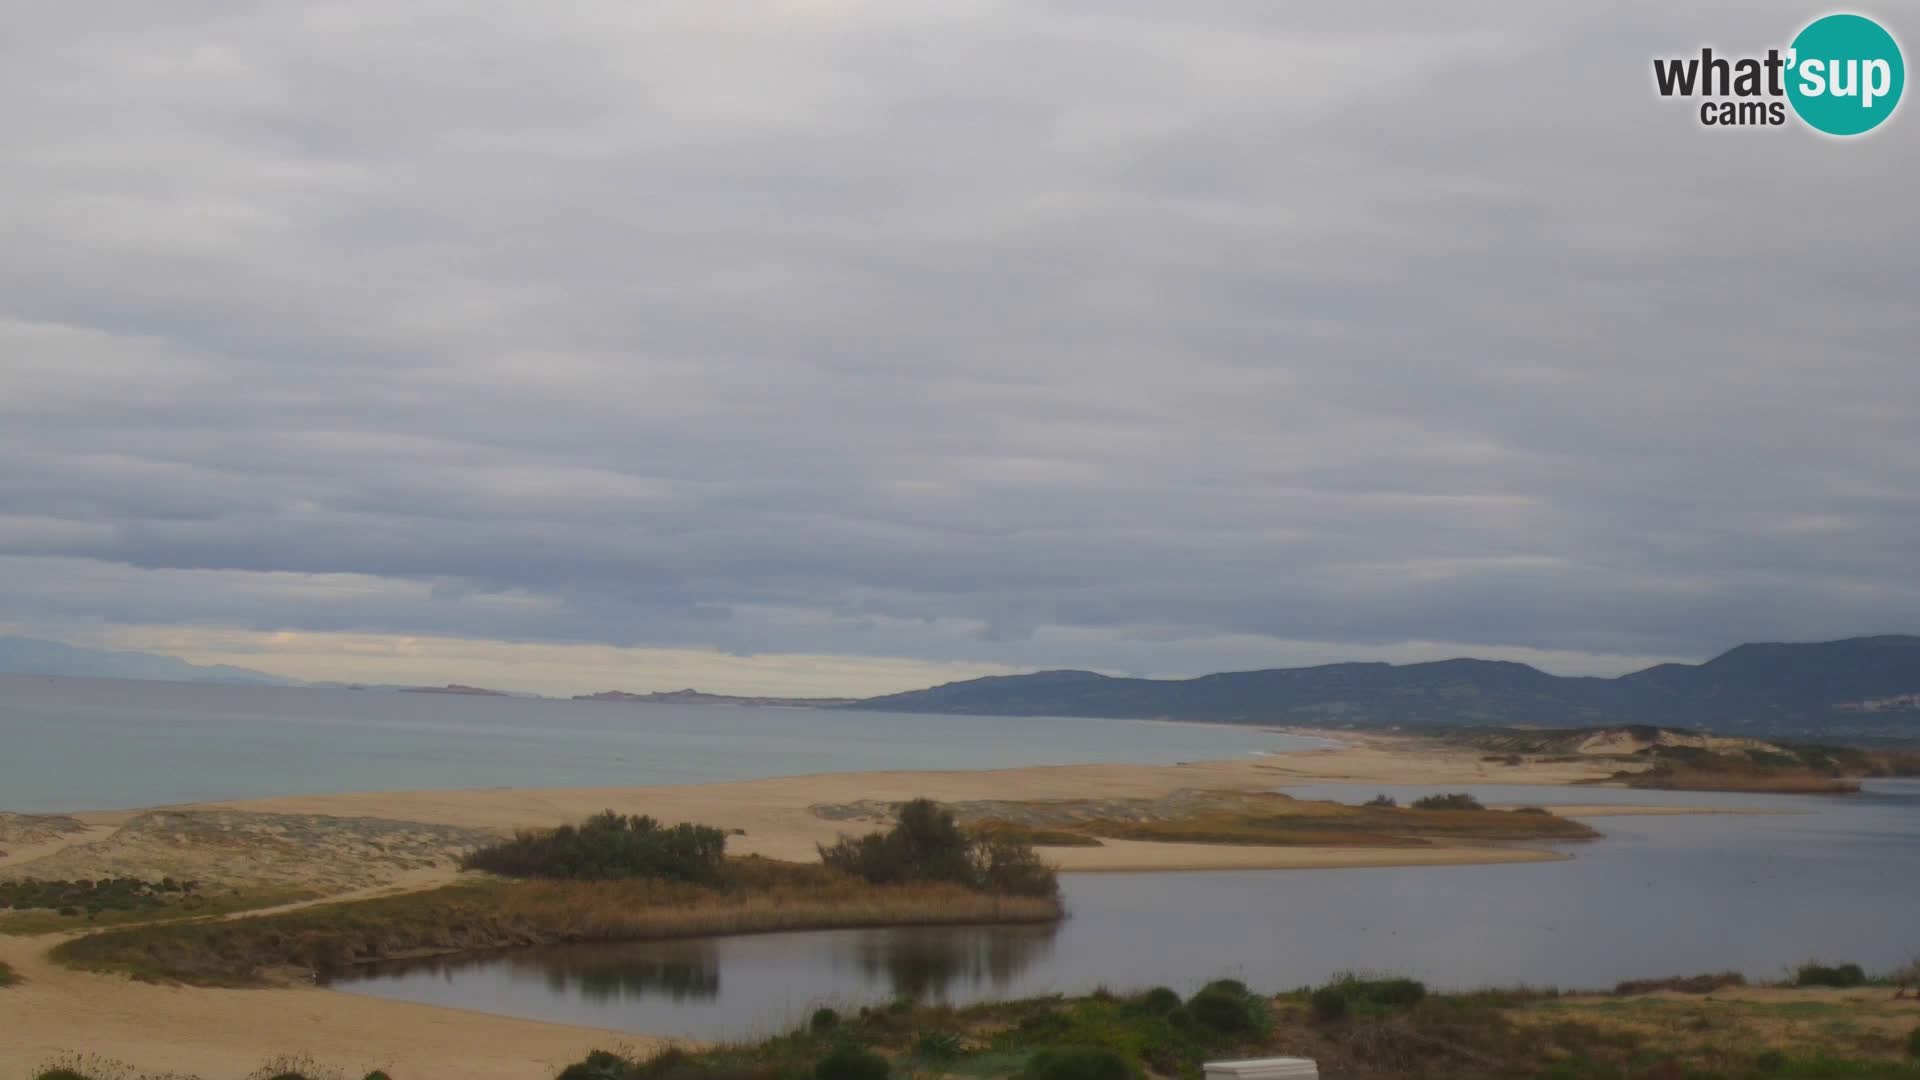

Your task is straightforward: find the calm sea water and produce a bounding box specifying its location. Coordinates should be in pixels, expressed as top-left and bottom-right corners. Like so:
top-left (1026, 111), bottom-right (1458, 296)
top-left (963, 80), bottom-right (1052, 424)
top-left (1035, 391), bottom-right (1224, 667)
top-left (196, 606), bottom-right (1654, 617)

top-left (331, 780), bottom-right (1920, 1040)
top-left (0, 674), bottom-right (1320, 812)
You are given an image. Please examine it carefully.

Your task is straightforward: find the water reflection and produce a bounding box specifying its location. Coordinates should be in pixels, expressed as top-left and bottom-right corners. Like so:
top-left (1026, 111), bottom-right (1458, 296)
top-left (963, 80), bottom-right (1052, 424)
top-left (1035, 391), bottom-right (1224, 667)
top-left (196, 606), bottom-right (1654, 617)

top-left (849, 923), bottom-right (1056, 999)
top-left (359, 940), bottom-right (723, 1004)
top-left (338, 921), bottom-right (1060, 1039)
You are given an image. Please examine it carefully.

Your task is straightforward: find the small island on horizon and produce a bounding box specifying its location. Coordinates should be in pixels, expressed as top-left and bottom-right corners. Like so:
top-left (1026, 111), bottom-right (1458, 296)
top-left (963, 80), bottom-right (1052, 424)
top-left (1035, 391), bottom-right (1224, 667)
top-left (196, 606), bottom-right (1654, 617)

top-left (574, 688), bottom-right (860, 708)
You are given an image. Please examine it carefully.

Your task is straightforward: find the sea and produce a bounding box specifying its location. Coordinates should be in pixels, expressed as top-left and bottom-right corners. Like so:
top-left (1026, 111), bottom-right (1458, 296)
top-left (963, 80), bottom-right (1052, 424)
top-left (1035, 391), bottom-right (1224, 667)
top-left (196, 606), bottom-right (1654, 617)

top-left (0, 674), bottom-right (1320, 812)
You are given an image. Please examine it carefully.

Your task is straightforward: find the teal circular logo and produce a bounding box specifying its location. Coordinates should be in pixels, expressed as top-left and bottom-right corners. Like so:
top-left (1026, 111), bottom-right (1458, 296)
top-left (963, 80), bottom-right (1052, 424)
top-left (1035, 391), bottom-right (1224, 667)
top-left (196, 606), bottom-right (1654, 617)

top-left (1787, 14), bottom-right (1905, 135)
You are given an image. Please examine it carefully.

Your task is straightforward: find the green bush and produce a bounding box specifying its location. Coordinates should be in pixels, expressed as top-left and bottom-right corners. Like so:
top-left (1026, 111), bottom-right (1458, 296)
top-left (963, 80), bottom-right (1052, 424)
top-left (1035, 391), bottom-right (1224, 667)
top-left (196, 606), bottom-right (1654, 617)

top-left (1363, 794), bottom-right (1397, 808)
top-left (462, 811), bottom-right (728, 883)
top-left (913, 1031), bottom-right (964, 1060)
top-left (1755, 1049), bottom-right (1787, 1073)
top-left (818, 799), bottom-right (1057, 898)
top-left (1188, 986), bottom-right (1260, 1034)
top-left (1793, 962), bottom-right (1866, 988)
top-left (1136, 986), bottom-right (1182, 1015)
top-left (814, 1046), bottom-right (889, 1080)
top-left (1410, 793), bottom-right (1485, 811)
top-left (810, 1007), bottom-right (840, 1034)
top-left (1022, 1046), bottom-right (1134, 1080)
top-left (363, 1072), bottom-right (392, 1080)
top-left (557, 1050), bottom-right (634, 1080)
top-left (1334, 975), bottom-right (1427, 1008)
top-left (34, 1072), bottom-right (90, 1080)
top-left (1199, 978), bottom-right (1248, 996)
top-left (1907, 1026), bottom-right (1920, 1059)
top-left (1309, 986), bottom-right (1349, 1022)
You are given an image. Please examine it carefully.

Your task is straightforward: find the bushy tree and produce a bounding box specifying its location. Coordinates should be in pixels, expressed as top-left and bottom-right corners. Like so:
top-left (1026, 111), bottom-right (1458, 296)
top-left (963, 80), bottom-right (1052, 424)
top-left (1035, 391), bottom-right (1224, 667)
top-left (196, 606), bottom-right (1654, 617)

top-left (462, 811), bottom-right (728, 883)
top-left (819, 799), bottom-right (1057, 897)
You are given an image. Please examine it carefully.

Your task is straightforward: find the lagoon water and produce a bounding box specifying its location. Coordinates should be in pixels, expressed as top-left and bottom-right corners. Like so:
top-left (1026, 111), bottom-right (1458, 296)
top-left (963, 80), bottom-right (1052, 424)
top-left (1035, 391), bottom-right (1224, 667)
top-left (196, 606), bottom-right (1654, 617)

top-left (0, 674), bottom-right (1318, 812)
top-left (332, 781), bottom-right (1920, 1040)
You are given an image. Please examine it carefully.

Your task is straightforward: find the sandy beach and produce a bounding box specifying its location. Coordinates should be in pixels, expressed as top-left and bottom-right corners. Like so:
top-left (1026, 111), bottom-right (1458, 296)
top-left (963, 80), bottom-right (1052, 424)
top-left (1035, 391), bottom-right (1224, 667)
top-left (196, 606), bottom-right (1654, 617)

top-left (0, 733), bottom-right (1731, 1079)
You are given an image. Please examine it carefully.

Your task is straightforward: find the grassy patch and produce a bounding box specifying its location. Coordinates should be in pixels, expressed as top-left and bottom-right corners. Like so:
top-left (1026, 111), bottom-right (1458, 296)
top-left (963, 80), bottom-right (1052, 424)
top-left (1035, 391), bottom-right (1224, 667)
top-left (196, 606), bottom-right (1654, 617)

top-left (970, 822), bottom-right (1105, 848)
top-left (26, 976), bottom-right (1920, 1079)
top-left (51, 859), bottom-right (1061, 986)
top-left (1076, 797), bottom-right (1598, 847)
top-left (0, 886), bottom-right (315, 935)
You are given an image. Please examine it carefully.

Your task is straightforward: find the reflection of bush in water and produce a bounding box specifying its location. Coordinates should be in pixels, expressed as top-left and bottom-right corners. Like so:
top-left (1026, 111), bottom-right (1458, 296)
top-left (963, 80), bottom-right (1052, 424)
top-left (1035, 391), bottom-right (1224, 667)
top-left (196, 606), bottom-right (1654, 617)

top-left (536, 942), bottom-right (723, 1003)
top-left (360, 942), bottom-right (722, 1004)
top-left (852, 924), bottom-right (1058, 1000)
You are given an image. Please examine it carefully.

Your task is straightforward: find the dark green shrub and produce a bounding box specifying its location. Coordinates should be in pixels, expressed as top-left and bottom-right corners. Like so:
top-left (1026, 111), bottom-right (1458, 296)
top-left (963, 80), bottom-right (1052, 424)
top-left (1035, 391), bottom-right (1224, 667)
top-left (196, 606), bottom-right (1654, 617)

top-left (814, 1046), bottom-right (889, 1080)
top-left (1200, 978), bottom-right (1248, 996)
top-left (1363, 794), bottom-right (1397, 808)
top-left (363, 1072), bottom-right (392, 1080)
top-left (557, 1050), bottom-right (634, 1080)
top-left (810, 1007), bottom-right (840, 1034)
top-left (913, 1031), bottom-right (963, 1060)
top-left (1907, 1026), bottom-right (1920, 1059)
top-left (1513, 806), bottom-right (1550, 815)
top-left (463, 811), bottom-right (727, 883)
top-left (1411, 793), bottom-right (1485, 811)
top-left (1137, 986), bottom-right (1181, 1015)
top-left (34, 1072), bottom-right (90, 1080)
top-left (1755, 1049), bottom-right (1787, 1073)
top-left (1188, 986), bottom-right (1260, 1034)
top-left (1309, 986), bottom-right (1349, 1022)
top-left (1337, 976), bottom-right (1426, 1008)
top-left (1792, 962), bottom-right (1866, 988)
top-left (818, 799), bottom-right (1056, 898)
top-left (1022, 1045), bottom-right (1134, 1080)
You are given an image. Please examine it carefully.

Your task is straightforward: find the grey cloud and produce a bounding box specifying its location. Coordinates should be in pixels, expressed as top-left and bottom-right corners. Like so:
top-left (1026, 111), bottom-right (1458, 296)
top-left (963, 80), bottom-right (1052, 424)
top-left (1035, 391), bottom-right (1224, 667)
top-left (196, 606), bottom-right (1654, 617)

top-left (1, 1), bottom-right (1916, 681)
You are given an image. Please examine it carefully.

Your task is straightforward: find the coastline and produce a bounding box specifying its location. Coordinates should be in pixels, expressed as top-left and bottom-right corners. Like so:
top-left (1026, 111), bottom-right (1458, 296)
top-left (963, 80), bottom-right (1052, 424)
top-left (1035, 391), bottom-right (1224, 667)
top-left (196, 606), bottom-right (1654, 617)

top-left (0, 733), bottom-right (1763, 1080)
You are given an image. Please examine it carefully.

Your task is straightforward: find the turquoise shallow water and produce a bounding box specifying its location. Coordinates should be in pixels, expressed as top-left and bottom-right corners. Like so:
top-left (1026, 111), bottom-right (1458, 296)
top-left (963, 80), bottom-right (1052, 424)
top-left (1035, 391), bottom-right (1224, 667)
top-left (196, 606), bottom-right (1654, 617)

top-left (0, 674), bottom-right (1321, 812)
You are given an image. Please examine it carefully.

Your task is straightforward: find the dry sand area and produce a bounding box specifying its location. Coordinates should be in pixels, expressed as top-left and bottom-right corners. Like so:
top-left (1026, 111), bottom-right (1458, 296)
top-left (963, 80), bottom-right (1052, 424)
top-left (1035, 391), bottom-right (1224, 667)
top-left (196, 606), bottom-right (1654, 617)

top-left (0, 733), bottom-right (1741, 1080)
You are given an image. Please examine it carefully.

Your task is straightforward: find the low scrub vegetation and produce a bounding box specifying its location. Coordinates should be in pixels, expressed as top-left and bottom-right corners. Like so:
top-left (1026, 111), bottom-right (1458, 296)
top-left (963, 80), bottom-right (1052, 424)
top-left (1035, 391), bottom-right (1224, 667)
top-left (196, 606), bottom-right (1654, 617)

top-left (0, 876), bottom-right (199, 915)
top-left (1794, 960), bottom-right (1868, 988)
top-left (461, 811), bottom-right (729, 882)
top-left (0, 958), bottom-right (18, 987)
top-left (1614, 971), bottom-right (1747, 995)
top-left (819, 799), bottom-right (1058, 898)
top-left (543, 969), bottom-right (1920, 1080)
top-left (32, 1054), bottom-right (392, 1080)
top-left (52, 855), bottom-right (1060, 986)
top-left (30, 966), bottom-right (1920, 1080)
top-left (1410, 793), bottom-right (1485, 811)
top-left (971, 820), bottom-right (1105, 848)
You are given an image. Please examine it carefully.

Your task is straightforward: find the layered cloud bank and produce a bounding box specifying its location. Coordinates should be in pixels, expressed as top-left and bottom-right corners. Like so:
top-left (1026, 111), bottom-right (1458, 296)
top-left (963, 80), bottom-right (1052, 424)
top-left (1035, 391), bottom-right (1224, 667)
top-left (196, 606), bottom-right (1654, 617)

top-left (2, 2), bottom-right (1914, 693)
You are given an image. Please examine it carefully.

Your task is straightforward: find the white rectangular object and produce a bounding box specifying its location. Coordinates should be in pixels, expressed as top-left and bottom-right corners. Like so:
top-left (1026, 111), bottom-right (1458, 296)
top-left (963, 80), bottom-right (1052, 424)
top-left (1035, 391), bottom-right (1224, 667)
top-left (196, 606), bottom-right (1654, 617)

top-left (1204, 1058), bottom-right (1319, 1080)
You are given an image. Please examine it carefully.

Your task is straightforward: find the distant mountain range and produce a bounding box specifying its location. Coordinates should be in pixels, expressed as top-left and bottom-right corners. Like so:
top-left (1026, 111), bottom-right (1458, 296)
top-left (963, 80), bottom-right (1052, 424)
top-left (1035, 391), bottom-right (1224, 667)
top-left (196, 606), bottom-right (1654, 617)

top-left (5, 632), bottom-right (1915, 740)
top-left (0, 636), bottom-right (295, 686)
top-left (854, 635), bottom-right (1920, 739)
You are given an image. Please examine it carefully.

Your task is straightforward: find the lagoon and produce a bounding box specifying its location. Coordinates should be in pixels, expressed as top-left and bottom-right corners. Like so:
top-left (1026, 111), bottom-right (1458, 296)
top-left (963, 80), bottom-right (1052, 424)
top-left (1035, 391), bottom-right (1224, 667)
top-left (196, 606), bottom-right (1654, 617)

top-left (330, 780), bottom-right (1920, 1040)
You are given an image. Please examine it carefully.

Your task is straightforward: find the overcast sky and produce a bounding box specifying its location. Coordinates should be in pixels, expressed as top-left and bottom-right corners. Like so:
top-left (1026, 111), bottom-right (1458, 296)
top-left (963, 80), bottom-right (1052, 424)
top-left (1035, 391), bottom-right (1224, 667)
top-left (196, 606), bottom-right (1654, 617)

top-left (2, 2), bottom-right (1915, 695)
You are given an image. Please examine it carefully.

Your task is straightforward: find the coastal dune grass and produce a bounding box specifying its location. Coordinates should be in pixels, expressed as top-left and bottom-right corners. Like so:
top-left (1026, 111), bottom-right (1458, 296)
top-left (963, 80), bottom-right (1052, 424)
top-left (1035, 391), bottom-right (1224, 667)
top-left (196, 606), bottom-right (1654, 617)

top-left (53, 804), bottom-right (1061, 987)
top-left (51, 861), bottom-right (1060, 987)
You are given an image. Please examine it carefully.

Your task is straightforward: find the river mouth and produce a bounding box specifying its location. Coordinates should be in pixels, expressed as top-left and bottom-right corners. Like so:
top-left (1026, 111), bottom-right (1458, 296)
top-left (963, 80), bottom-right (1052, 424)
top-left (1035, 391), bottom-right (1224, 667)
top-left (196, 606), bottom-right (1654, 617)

top-left (327, 780), bottom-right (1920, 1041)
